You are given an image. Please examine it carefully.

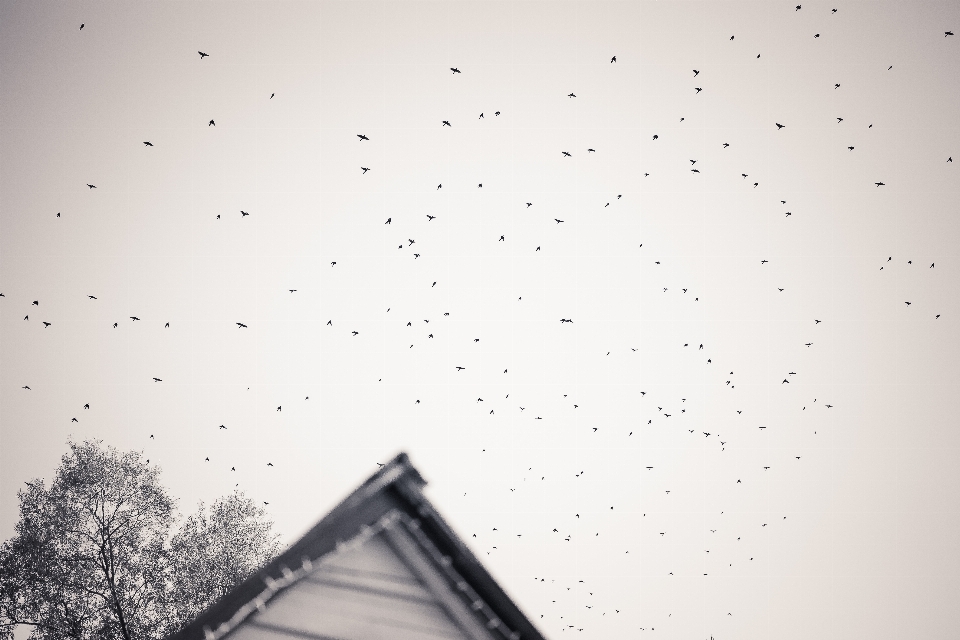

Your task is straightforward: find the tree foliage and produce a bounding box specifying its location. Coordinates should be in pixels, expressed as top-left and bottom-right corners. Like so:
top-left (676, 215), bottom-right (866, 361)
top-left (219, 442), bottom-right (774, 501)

top-left (0, 440), bottom-right (280, 640)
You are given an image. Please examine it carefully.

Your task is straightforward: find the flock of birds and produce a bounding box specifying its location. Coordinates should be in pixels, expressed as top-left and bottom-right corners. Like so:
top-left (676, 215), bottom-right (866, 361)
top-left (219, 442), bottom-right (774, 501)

top-left (4, 6), bottom-right (956, 639)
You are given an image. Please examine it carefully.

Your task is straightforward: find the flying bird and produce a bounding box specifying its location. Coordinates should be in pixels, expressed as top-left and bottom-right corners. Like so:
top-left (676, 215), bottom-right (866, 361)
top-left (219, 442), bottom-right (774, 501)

top-left (241, 210), bottom-right (249, 216)
top-left (198, 51), bottom-right (209, 59)
top-left (361, 167), bottom-right (370, 174)
top-left (143, 141), bottom-right (153, 146)
top-left (775, 123), bottom-right (785, 129)
top-left (209, 120), bottom-right (215, 126)
top-left (611, 56), bottom-right (616, 63)
top-left (153, 378), bottom-right (162, 382)
top-left (357, 134), bottom-right (369, 141)
top-left (237, 323), bottom-right (247, 328)
top-left (87, 184), bottom-right (96, 189)
top-left (875, 182), bottom-right (885, 187)
top-left (562, 151), bottom-right (571, 157)
top-left (80, 23), bottom-right (84, 30)
top-left (442, 120), bottom-right (451, 126)
top-left (450, 67), bottom-right (461, 74)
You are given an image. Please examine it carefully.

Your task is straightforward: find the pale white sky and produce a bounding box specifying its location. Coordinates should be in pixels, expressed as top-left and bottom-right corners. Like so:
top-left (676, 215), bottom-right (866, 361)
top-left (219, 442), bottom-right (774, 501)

top-left (2, 1), bottom-right (960, 638)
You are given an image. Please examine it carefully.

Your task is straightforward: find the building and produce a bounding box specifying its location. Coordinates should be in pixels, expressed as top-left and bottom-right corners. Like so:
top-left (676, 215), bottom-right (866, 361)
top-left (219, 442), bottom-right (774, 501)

top-left (167, 453), bottom-right (548, 640)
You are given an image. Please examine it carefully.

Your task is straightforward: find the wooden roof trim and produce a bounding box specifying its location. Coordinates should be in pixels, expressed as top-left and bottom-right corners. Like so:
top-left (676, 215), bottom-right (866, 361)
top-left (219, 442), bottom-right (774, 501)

top-left (166, 452), bottom-right (547, 640)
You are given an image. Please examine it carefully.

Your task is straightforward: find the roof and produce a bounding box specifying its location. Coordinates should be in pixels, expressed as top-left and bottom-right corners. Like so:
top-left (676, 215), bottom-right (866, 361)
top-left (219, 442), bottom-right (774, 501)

top-left (166, 452), bottom-right (548, 640)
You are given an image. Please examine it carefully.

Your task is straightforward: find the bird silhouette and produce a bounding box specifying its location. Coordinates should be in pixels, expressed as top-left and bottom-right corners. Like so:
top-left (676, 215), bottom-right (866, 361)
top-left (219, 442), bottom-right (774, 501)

top-left (237, 322), bottom-right (247, 328)
top-left (241, 210), bottom-right (249, 216)
top-left (143, 141), bottom-right (153, 146)
top-left (775, 123), bottom-right (785, 129)
top-left (80, 23), bottom-right (84, 30)
top-left (209, 120), bottom-right (215, 126)
top-left (87, 184), bottom-right (96, 189)
top-left (562, 151), bottom-right (571, 157)
top-left (442, 120), bottom-right (451, 126)
top-left (450, 67), bottom-right (461, 74)
top-left (361, 167), bottom-right (370, 174)
top-left (198, 51), bottom-right (209, 59)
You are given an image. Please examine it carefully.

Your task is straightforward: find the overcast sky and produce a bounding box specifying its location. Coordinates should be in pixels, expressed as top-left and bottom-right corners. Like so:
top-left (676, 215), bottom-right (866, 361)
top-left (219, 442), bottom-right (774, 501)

top-left (2, 1), bottom-right (959, 638)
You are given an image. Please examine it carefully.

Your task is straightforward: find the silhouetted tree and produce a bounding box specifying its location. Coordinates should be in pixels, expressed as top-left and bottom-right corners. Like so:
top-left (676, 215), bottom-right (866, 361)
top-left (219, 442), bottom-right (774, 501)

top-left (0, 440), bottom-right (280, 640)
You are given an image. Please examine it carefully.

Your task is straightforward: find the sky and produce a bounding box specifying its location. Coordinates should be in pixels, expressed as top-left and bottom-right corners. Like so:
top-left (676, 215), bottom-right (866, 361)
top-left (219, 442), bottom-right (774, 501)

top-left (1, 1), bottom-right (959, 638)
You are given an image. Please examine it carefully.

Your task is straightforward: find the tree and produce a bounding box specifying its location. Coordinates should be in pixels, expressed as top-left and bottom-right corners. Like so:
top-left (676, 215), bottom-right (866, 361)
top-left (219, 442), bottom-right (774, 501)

top-left (166, 491), bottom-right (280, 628)
top-left (0, 440), bottom-right (280, 640)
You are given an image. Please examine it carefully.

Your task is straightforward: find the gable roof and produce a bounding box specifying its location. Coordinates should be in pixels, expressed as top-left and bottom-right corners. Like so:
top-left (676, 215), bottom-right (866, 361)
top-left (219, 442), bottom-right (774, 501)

top-left (166, 453), bottom-right (548, 640)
